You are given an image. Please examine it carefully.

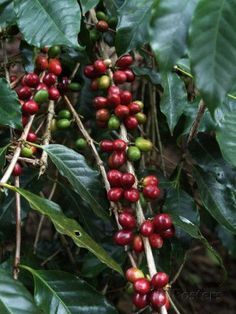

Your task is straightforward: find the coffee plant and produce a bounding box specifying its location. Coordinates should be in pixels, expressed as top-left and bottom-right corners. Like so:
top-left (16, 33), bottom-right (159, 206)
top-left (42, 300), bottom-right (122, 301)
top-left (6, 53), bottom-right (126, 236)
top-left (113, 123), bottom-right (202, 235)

top-left (0, 0), bottom-right (236, 313)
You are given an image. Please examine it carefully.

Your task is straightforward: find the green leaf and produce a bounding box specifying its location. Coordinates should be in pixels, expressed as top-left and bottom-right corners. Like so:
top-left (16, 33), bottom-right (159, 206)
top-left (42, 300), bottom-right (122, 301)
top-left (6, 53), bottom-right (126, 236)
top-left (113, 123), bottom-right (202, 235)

top-left (0, 145), bottom-right (9, 171)
top-left (0, 78), bottom-right (22, 129)
top-left (103, 0), bottom-right (124, 15)
top-left (0, 269), bottom-right (40, 313)
top-left (21, 266), bottom-right (118, 314)
top-left (43, 144), bottom-right (108, 220)
top-left (189, 0), bottom-right (236, 114)
top-left (20, 40), bottom-right (35, 73)
top-left (150, 0), bottom-right (197, 71)
top-left (80, 0), bottom-right (99, 14)
top-left (216, 98), bottom-right (236, 167)
top-left (115, 0), bottom-right (153, 55)
top-left (0, 0), bottom-right (16, 28)
top-left (132, 66), bottom-right (161, 85)
top-left (5, 185), bottom-right (122, 274)
top-left (14, 0), bottom-right (81, 48)
top-left (160, 73), bottom-right (188, 134)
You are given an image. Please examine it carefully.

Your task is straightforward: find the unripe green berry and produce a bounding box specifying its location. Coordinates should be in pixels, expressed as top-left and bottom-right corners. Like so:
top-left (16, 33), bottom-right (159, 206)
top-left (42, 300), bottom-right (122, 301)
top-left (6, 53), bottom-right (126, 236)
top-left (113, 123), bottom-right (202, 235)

top-left (56, 119), bottom-right (71, 129)
top-left (127, 146), bottom-right (141, 161)
top-left (135, 137), bottom-right (153, 152)
top-left (75, 138), bottom-right (87, 149)
top-left (34, 89), bottom-right (49, 104)
top-left (58, 109), bottom-right (71, 119)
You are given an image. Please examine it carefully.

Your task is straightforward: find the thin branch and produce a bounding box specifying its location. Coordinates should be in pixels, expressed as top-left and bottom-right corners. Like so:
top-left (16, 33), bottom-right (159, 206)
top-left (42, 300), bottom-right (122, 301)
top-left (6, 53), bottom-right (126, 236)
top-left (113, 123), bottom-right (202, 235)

top-left (13, 176), bottom-right (21, 280)
top-left (6, 155), bottom-right (41, 166)
top-left (69, 62), bottom-right (80, 81)
top-left (166, 292), bottom-right (181, 314)
top-left (187, 99), bottom-right (206, 145)
top-left (41, 248), bottom-right (61, 266)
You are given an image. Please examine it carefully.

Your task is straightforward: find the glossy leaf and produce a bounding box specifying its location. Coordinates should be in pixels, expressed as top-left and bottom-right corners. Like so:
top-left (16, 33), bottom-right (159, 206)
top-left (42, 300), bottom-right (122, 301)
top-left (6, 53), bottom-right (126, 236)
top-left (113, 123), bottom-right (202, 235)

top-left (0, 269), bottom-right (40, 313)
top-left (0, 145), bottom-right (9, 171)
top-left (21, 266), bottom-right (118, 314)
top-left (160, 72), bottom-right (188, 134)
top-left (80, 0), bottom-right (99, 14)
top-left (14, 0), bottom-right (81, 48)
top-left (132, 66), bottom-right (161, 85)
top-left (43, 144), bottom-right (108, 220)
top-left (103, 0), bottom-right (124, 15)
top-left (4, 185), bottom-right (122, 275)
top-left (216, 98), bottom-right (236, 167)
top-left (115, 0), bottom-right (153, 55)
top-left (189, 0), bottom-right (236, 113)
top-left (0, 78), bottom-right (22, 129)
top-left (0, 0), bottom-right (16, 27)
top-left (150, 0), bottom-right (197, 71)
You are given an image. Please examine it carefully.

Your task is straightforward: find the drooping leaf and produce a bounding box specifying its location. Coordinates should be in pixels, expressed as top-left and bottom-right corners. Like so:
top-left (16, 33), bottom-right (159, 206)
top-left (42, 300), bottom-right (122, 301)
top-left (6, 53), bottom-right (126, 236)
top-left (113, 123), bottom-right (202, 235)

top-left (150, 0), bottom-right (197, 71)
top-left (216, 97), bottom-right (236, 167)
top-left (0, 0), bottom-right (16, 28)
top-left (0, 269), bottom-right (40, 313)
top-left (21, 266), bottom-right (118, 314)
top-left (80, 0), bottom-right (99, 15)
top-left (43, 144), bottom-right (108, 220)
top-left (160, 72), bottom-right (188, 134)
top-left (189, 0), bottom-right (236, 113)
top-left (14, 0), bottom-right (81, 48)
top-left (132, 66), bottom-right (161, 85)
top-left (4, 185), bottom-right (122, 275)
top-left (0, 78), bottom-right (22, 129)
top-left (115, 0), bottom-right (153, 55)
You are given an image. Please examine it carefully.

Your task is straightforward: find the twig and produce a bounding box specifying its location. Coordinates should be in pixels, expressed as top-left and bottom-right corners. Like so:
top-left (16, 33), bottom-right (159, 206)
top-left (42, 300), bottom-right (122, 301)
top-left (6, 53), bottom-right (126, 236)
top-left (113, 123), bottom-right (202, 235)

top-left (40, 248), bottom-right (61, 266)
top-left (60, 234), bottom-right (76, 265)
top-left (6, 155), bottom-right (41, 166)
top-left (10, 74), bottom-right (24, 89)
top-left (69, 62), bottom-right (80, 81)
top-left (13, 176), bottom-right (21, 280)
top-left (166, 292), bottom-right (181, 314)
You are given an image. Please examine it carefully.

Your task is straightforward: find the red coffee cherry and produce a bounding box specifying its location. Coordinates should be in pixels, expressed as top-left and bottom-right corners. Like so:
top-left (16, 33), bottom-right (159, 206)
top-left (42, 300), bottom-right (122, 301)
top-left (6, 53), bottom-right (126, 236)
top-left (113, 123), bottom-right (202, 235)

top-left (36, 83), bottom-right (48, 91)
top-left (149, 234), bottom-right (163, 249)
top-left (132, 293), bottom-right (149, 309)
top-left (113, 139), bottom-right (127, 152)
top-left (128, 102), bottom-right (141, 114)
top-left (118, 212), bottom-right (136, 230)
top-left (121, 173), bottom-right (135, 189)
top-left (90, 79), bottom-right (98, 90)
top-left (143, 175), bottom-right (159, 186)
top-left (151, 272), bottom-right (169, 289)
top-left (109, 151), bottom-right (126, 168)
top-left (113, 230), bottom-right (134, 246)
top-left (153, 214), bottom-right (173, 231)
top-left (140, 220), bottom-right (154, 237)
top-left (27, 132), bottom-right (37, 142)
top-left (122, 207), bottom-right (134, 215)
top-left (22, 100), bottom-right (39, 115)
top-left (96, 108), bottom-right (110, 122)
top-left (100, 140), bottom-right (113, 152)
top-left (43, 73), bottom-right (57, 86)
top-left (10, 75), bottom-right (17, 83)
top-left (143, 185), bottom-right (161, 200)
top-left (12, 163), bottom-right (23, 176)
top-left (93, 60), bottom-right (107, 74)
top-left (126, 267), bottom-right (144, 283)
top-left (93, 96), bottom-right (108, 109)
top-left (124, 69), bottom-right (135, 82)
top-left (22, 115), bottom-right (29, 126)
top-left (36, 55), bottom-right (48, 71)
top-left (107, 93), bottom-right (120, 107)
top-left (108, 85), bottom-right (120, 95)
top-left (17, 86), bottom-right (32, 100)
top-left (84, 64), bottom-right (96, 78)
top-left (116, 54), bottom-right (133, 68)
top-left (133, 278), bottom-right (151, 295)
top-left (115, 105), bottom-right (130, 119)
top-left (107, 187), bottom-right (123, 202)
top-left (25, 73), bottom-right (39, 87)
top-left (96, 20), bottom-right (109, 32)
top-left (48, 59), bottom-right (62, 76)
top-left (107, 169), bottom-right (122, 187)
top-left (120, 90), bottom-right (132, 105)
top-left (161, 226), bottom-right (175, 239)
top-left (124, 188), bottom-right (140, 203)
top-left (124, 116), bottom-right (138, 129)
top-left (113, 70), bottom-right (127, 84)
top-left (133, 235), bottom-right (144, 253)
top-left (48, 87), bottom-right (60, 100)
top-left (150, 290), bottom-right (167, 309)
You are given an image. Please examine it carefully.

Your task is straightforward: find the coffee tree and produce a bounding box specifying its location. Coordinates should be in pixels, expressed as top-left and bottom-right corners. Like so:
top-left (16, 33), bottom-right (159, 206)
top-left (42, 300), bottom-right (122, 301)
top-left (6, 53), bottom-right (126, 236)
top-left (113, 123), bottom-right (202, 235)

top-left (0, 0), bottom-right (235, 313)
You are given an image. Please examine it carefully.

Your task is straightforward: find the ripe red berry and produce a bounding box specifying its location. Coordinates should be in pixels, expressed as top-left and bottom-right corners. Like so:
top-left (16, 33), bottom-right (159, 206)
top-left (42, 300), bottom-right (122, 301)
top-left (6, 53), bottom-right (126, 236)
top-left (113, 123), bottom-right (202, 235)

top-left (43, 73), bottom-right (57, 86)
top-left (108, 86), bottom-right (120, 95)
top-left (96, 108), bottom-right (110, 122)
top-left (115, 105), bottom-right (130, 119)
top-left (150, 290), bottom-right (167, 309)
top-left (153, 214), bottom-right (173, 232)
top-left (22, 115), bottom-right (29, 126)
top-left (107, 93), bottom-right (120, 107)
top-left (109, 151), bottom-right (126, 168)
top-left (90, 79), bottom-right (98, 90)
top-left (124, 188), bottom-right (140, 203)
top-left (128, 102), bottom-right (141, 114)
top-left (149, 234), bottom-right (163, 249)
top-left (93, 96), bottom-right (107, 109)
top-left (113, 70), bottom-right (127, 84)
top-left (48, 87), bottom-right (60, 100)
top-left (143, 185), bottom-right (161, 200)
top-left (107, 169), bottom-right (122, 187)
top-left (25, 73), bottom-right (39, 87)
top-left (48, 59), bottom-right (62, 76)
top-left (133, 235), bottom-right (144, 253)
top-left (122, 207), bottom-right (134, 215)
top-left (100, 140), bottom-right (113, 152)
top-left (10, 75), bottom-right (17, 83)
top-left (12, 163), bottom-right (22, 176)
top-left (113, 230), bottom-right (133, 246)
top-left (143, 175), bottom-right (159, 187)
top-left (140, 220), bottom-right (154, 237)
top-left (151, 272), bottom-right (169, 289)
top-left (36, 83), bottom-right (48, 91)
top-left (124, 69), bottom-right (135, 82)
top-left (17, 86), bottom-right (32, 100)
top-left (116, 54), bottom-right (133, 68)
top-left (120, 90), bottom-right (132, 105)
top-left (161, 226), bottom-right (175, 239)
top-left (133, 278), bottom-right (151, 295)
top-left (107, 187), bottom-right (123, 202)
top-left (118, 212), bottom-right (136, 230)
top-left (93, 60), bottom-right (107, 74)
top-left (22, 100), bottom-right (39, 115)
top-left (113, 139), bottom-right (127, 152)
top-left (84, 65), bottom-right (96, 78)
top-left (121, 173), bottom-right (135, 189)
top-left (27, 132), bottom-right (37, 142)
top-left (36, 55), bottom-right (48, 71)
top-left (132, 293), bottom-right (149, 309)
top-left (96, 20), bottom-right (109, 32)
top-left (124, 116), bottom-right (138, 129)
top-left (126, 267), bottom-right (144, 283)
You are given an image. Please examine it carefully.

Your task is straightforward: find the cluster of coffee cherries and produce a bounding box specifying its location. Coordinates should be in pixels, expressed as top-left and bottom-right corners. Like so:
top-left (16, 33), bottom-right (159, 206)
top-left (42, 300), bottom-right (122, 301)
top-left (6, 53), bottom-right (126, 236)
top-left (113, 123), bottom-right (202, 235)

top-left (126, 267), bottom-right (170, 310)
top-left (84, 55), bottom-right (147, 130)
top-left (94, 10), bottom-right (117, 34)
